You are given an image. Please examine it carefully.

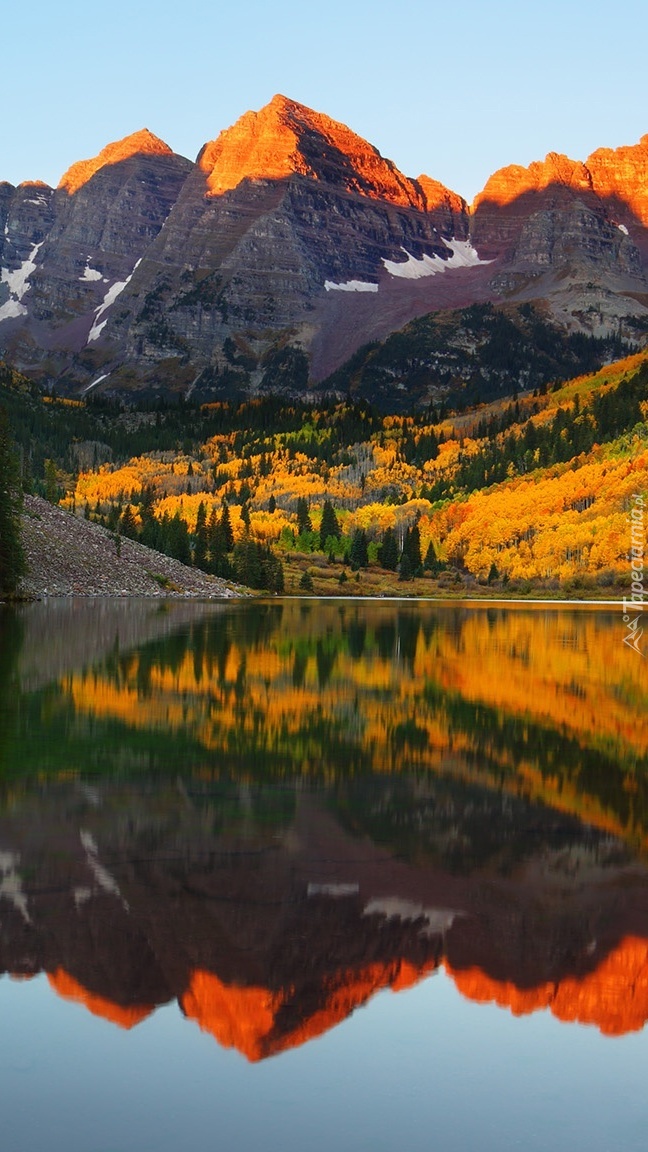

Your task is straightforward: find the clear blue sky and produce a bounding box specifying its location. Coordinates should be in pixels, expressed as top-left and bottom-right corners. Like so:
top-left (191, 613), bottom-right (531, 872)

top-left (2, 0), bottom-right (647, 201)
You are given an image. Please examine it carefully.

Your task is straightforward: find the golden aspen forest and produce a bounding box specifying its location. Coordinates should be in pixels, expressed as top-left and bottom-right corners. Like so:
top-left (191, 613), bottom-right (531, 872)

top-left (1, 343), bottom-right (647, 595)
top-left (54, 351), bottom-right (648, 594)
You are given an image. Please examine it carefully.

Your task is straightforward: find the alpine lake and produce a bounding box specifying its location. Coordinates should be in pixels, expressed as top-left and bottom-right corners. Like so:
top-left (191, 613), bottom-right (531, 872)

top-left (0, 596), bottom-right (647, 1152)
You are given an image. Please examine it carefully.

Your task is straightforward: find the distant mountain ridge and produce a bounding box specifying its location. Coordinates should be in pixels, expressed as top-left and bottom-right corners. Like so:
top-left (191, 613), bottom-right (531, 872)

top-left (0, 96), bottom-right (646, 402)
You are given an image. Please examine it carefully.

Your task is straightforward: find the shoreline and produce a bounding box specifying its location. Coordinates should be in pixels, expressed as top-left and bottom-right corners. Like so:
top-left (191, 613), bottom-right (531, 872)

top-left (3, 591), bottom-right (626, 609)
top-left (3, 495), bottom-right (632, 610)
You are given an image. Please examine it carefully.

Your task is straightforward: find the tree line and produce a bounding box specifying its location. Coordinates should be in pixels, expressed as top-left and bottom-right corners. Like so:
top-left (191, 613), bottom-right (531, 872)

top-left (0, 407), bottom-right (25, 596)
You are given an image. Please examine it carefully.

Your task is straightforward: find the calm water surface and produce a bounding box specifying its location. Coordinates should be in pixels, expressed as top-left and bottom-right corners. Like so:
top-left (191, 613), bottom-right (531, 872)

top-left (0, 597), bottom-right (647, 1152)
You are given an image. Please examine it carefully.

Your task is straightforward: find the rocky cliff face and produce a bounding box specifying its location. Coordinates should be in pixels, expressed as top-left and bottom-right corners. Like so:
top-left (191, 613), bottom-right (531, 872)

top-left (198, 94), bottom-right (429, 207)
top-left (471, 143), bottom-right (648, 341)
top-left (587, 134), bottom-right (648, 259)
top-left (0, 131), bottom-right (193, 377)
top-left (105, 96), bottom-right (467, 396)
top-left (0, 99), bottom-right (646, 398)
top-left (0, 182), bottom-right (55, 326)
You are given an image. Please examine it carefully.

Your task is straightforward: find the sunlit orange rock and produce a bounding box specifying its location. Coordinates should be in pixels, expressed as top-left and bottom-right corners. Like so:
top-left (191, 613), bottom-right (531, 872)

top-left (472, 152), bottom-right (593, 211)
top-left (586, 135), bottom-right (648, 230)
top-left (17, 179), bottom-right (51, 191)
top-left (181, 971), bottom-right (280, 1061)
top-left (198, 93), bottom-right (427, 208)
top-left (447, 936), bottom-right (648, 1036)
top-left (181, 958), bottom-right (437, 1061)
top-left (47, 968), bottom-right (155, 1030)
top-left (416, 174), bottom-right (468, 237)
top-left (58, 129), bottom-right (174, 194)
top-left (268, 958), bottom-right (439, 1059)
top-left (417, 174), bottom-right (466, 217)
top-left (471, 136), bottom-right (648, 249)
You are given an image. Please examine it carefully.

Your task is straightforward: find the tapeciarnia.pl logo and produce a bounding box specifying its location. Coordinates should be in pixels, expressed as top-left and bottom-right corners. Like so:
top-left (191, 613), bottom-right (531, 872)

top-left (622, 493), bottom-right (645, 656)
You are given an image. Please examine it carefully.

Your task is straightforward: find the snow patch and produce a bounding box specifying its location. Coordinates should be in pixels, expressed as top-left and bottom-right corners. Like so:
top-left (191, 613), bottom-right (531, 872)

top-left (0, 299), bottom-right (28, 321)
top-left (89, 318), bottom-right (108, 342)
top-left (0, 241), bottom-right (43, 323)
top-left (325, 279), bottom-right (378, 293)
top-left (308, 882), bottom-right (359, 898)
top-left (82, 373), bottom-right (110, 395)
top-left (383, 237), bottom-right (490, 280)
top-left (87, 258), bottom-right (141, 343)
top-left (80, 829), bottom-right (128, 909)
top-left (79, 259), bottom-right (104, 282)
top-left (0, 851), bottom-right (31, 923)
top-left (364, 896), bottom-right (459, 938)
top-left (618, 224), bottom-right (629, 236)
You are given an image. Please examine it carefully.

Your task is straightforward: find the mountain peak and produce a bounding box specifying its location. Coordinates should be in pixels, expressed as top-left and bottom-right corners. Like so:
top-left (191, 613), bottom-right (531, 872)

top-left (198, 95), bottom-right (427, 209)
top-left (473, 151), bottom-right (592, 210)
top-left (58, 129), bottom-right (174, 194)
top-left (416, 174), bottom-right (467, 214)
top-left (585, 134), bottom-right (648, 232)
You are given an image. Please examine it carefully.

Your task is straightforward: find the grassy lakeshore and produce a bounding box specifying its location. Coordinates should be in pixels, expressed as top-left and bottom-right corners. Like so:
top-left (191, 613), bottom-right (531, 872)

top-left (279, 551), bottom-right (631, 601)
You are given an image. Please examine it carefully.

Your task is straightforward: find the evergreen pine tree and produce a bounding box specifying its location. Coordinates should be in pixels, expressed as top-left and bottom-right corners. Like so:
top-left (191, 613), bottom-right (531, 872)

top-left (349, 528), bottom-right (369, 570)
top-left (398, 552), bottom-right (413, 582)
top-left (296, 496), bottom-right (312, 535)
top-left (107, 501), bottom-right (121, 531)
top-left (167, 512), bottom-right (191, 565)
top-left (139, 486), bottom-right (159, 549)
top-left (378, 527), bottom-right (399, 571)
top-left (0, 408), bottom-right (25, 596)
top-left (233, 537), bottom-right (261, 587)
top-left (207, 507), bottom-right (230, 575)
top-left (423, 541), bottom-right (442, 574)
top-left (319, 499), bottom-right (341, 551)
top-left (193, 501), bottom-right (208, 570)
top-left (219, 502), bottom-right (234, 551)
top-left (157, 511), bottom-right (171, 555)
top-left (232, 538), bottom-right (284, 591)
top-left (43, 459), bottom-right (59, 504)
top-left (207, 507), bottom-right (222, 568)
top-left (402, 522), bottom-right (422, 574)
top-left (120, 504), bottom-right (138, 540)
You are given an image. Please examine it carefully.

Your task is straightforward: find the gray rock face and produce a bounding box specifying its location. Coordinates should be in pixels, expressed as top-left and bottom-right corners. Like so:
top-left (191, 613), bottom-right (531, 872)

top-left (0, 132), bottom-right (192, 371)
top-left (80, 98), bottom-right (474, 395)
top-left (472, 164), bottom-right (642, 275)
top-left (0, 182), bottom-right (56, 329)
top-left (30, 149), bottom-right (193, 331)
top-left (0, 181), bottom-right (55, 263)
top-left (515, 201), bottom-right (640, 275)
top-left (114, 171), bottom-right (463, 368)
top-left (0, 101), bottom-right (647, 397)
top-left (469, 152), bottom-right (648, 344)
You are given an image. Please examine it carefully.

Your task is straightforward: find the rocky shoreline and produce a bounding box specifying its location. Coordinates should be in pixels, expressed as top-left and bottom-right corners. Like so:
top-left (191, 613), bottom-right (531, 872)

top-left (14, 495), bottom-right (239, 600)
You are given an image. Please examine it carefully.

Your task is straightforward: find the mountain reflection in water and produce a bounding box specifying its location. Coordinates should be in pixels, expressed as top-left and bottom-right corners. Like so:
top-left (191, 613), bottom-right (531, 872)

top-left (0, 597), bottom-right (647, 1057)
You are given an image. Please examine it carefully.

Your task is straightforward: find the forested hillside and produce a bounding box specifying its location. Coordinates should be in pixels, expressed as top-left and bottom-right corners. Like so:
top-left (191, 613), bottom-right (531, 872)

top-left (321, 302), bottom-right (624, 412)
top-left (2, 350), bottom-right (646, 595)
